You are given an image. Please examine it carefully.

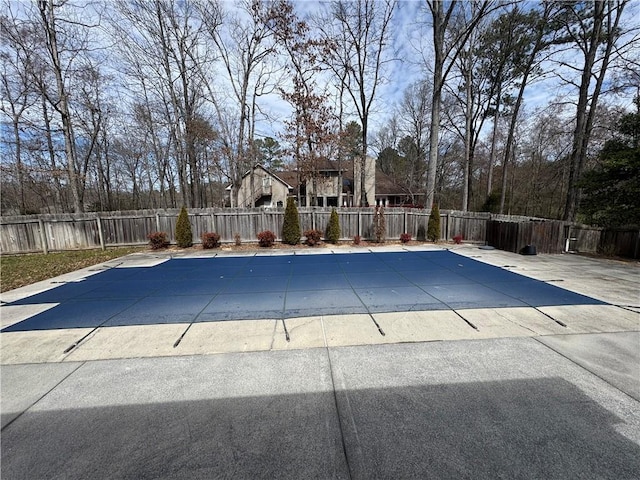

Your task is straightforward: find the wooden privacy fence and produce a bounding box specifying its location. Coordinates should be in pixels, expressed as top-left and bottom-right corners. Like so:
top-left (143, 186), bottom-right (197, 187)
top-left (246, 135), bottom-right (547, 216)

top-left (0, 208), bottom-right (488, 254)
top-left (486, 220), bottom-right (640, 258)
top-left (597, 228), bottom-right (640, 258)
top-left (2, 208), bottom-right (637, 258)
top-left (486, 219), bottom-right (567, 254)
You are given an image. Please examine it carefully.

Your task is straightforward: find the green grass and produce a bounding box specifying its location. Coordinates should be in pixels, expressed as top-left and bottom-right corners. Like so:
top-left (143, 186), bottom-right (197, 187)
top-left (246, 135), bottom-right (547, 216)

top-left (0, 247), bottom-right (144, 293)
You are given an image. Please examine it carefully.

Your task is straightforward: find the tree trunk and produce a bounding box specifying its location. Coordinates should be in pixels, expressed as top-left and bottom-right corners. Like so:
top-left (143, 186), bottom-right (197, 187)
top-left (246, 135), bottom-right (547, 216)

top-left (426, 62), bottom-right (443, 208)
top-left (425, 0), bottom-right (445, 208)
top-left (462, 53), bottom-right (472, 211)
top-left (487, 89), bottom-right (501, 198)
top-left (563, 1), bottom-right (622, 221)
top-left (11, 113), bottom-right (26, 214)
top-left (39, 0), bottom-right (83, 213)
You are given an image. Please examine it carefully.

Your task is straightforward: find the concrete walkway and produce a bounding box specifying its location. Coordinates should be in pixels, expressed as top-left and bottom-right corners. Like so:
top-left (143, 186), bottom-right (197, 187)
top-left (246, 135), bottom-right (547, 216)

top-left (1, 246), bottom-right (639, 478)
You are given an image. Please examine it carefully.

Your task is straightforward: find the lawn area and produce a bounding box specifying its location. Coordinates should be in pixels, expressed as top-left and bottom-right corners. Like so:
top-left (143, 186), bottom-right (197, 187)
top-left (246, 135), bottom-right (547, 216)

top-left (0, 247), bottom-right (144, 293)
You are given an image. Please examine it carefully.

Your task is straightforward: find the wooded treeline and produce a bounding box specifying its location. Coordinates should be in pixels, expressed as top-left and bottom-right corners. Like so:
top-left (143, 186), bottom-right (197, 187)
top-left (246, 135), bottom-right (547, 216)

top-left (1, 0), bottom-right (638, 226)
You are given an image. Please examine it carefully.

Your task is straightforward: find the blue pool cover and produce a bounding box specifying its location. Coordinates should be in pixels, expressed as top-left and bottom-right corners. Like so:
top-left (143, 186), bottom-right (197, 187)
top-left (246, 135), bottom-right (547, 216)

top-left (1, 250), bottom-right (605, 332)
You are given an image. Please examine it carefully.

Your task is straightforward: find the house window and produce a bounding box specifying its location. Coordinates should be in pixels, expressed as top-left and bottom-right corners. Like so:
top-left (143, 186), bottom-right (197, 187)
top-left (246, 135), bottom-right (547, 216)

top-left (262, 176), bottom-right (271, 188)
top-left (327, 197), bottom-right (338, 207)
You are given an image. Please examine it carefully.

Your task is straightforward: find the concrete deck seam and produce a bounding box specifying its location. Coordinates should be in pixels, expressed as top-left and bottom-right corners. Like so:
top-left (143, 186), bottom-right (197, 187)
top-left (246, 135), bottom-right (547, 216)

top-left (320, 316), bottom-right (328, 348)
top-left (324, 346), bottom-right (355, 480)
top-left (533, 336), bottom-right (640, 403)
top-left (0, 361), bottom-right (85, 432)
top-left (268, 319), bottom-right (279, 350)
top-left (495, 309), bottom-right (539, 335)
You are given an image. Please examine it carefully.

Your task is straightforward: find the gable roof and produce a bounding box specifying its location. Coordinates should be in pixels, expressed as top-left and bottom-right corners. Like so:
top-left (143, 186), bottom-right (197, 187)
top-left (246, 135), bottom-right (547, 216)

top-left (226, 164), bottom-right (294, 190)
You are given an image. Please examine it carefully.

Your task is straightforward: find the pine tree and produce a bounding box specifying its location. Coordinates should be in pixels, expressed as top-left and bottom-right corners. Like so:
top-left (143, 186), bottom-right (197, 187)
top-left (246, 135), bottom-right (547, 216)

top-left (326, 208), bottom-right (341, 244)
top-left (282, 197), bottom-right (301, 245)
top-left (175, 206), bottom-right (193, 248)
top-left (427, 204), bottom-right (441, 242)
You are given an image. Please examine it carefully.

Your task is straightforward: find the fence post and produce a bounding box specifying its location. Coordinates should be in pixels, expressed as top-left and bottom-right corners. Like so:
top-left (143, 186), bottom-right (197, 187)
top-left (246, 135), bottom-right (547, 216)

top-left (96, 217), bottom-right (105, 251)
top-left (38, 219), bottom-right (49, 255)
top-left (358, 210), bottom-right (362, 237)
top-left (155, 212), bottom-right (161, 232)
top-left (403, 209), bottom-right (407, 235)
top-left (445, 212), bottom-right (450, 241)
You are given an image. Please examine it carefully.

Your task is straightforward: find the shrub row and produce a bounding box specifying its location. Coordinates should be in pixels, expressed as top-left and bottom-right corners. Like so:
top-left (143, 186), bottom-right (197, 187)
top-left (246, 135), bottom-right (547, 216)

top-left (148, 205), bottom-right (445, 250)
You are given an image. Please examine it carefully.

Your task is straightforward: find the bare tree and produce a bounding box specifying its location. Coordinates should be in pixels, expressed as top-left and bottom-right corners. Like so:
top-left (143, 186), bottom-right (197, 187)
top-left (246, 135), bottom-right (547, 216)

top-left (268, 0), bottom-right (339, 207)
top-left (560, 0), bottom-right (629, 221)
top-left (200, 0), bottom-right (279, 207)
top-left (36, 0), bottom-right (102, 212)
top-left (442, 7), bottom-right (492, 212)
top-left (423, 0), bottom-right (498, 208)
top-left (330, 0), bottom-right (396, 206)
top-left (112, 0), bottom-right (212, 208)
top-left (2, 1), bottom-right (94, 212)
top-left (396, 81), bottom-right (431, 203)
top-left (491, 2), bottom-right (561, 214)
top-left (0, 12), bottom-right (38, 213)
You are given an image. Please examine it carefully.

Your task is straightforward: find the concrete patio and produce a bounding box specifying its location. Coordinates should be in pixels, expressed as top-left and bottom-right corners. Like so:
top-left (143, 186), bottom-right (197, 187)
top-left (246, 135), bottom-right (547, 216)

top-left (1, 245), bottom-right (639, 478)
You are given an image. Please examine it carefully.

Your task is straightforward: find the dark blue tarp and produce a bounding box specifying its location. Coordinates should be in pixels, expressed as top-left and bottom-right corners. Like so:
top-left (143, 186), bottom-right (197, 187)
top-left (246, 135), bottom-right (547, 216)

top-left (2, 250), bottom-right (605, 332)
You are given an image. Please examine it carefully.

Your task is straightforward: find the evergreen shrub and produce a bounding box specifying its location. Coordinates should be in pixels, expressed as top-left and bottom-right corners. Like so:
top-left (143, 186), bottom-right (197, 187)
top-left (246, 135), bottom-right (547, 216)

top-left (282, 197), bottom-right (301, 245)
top-left (326, 208), bottom-right (341, 244)
top-left (175, 206), bottom-right (193, 248)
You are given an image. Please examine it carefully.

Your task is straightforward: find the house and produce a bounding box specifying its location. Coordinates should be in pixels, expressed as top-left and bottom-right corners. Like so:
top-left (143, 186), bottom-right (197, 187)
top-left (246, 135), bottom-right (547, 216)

top-left (226, 165), bottom-right (294, 208)
top-left (374, 170), bottom-right (425, 207)
top-left (226, 157), bottom-right (423, 208)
